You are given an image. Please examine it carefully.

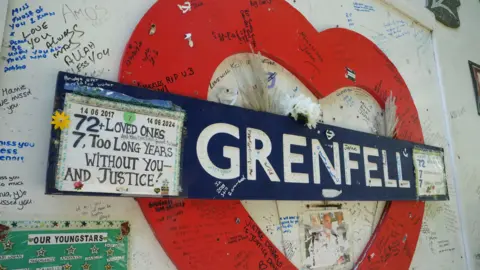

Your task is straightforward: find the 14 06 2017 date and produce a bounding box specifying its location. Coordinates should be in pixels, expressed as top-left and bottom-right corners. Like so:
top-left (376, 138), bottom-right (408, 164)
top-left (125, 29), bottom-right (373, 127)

top-left (79, 107), bottom-right (115, 118)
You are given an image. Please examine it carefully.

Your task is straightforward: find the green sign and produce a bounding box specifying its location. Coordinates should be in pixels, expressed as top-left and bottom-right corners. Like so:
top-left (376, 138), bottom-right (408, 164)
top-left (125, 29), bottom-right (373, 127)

top-left (0, 220), bottom-right (129, 270)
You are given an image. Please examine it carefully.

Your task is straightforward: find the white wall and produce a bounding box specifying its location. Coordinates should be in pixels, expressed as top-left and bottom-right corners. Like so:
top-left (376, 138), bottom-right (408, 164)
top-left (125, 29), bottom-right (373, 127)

top-left (421, 0), bottom-right (480, 269)
top-left (0, 1), bottom-right (7, 54)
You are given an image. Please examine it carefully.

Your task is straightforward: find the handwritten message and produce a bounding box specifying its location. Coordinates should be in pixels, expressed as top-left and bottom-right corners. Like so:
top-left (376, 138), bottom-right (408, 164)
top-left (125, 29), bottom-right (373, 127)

top-left (211, 10), bottom-right (257, 48)
top-left (75, 201), bottom-right (112, 221)
top-left (384, 19), bottom-right (410, 39)
top-left (277, 216), bottom-right (298, 234)
top-left (63, 41), bottom-right (110, 74)
top-left (4, 3), bottom-right (56, 73)
top-left (0, 176), bottom-right (32, 210)
top-left (214, 176), bottom-right (246, 198)
top-left (148, 199), bottom-right (185, 223)
top-left (250, 0), bottom-right (272, 8)
top-left (62, 3), bottom-right (110, 27)
top-left (450, 107), bottom-right (466, 120)
top-left (244, 217), bottom-right (283, 270)
top-left (55, 94), bottom-right (185, 196)
top-left (353, 2), bottom-right (375, 12)
top-left (131, 66), bottom-right (194, 92)
top-left (345, 12), bottom-right (355, 28)
top-left (0, 140), bottom-right (35, 162)
top-left (281, 240), bottom-right (296, 260)
top-left (0, 84), bottom-right (32, 114)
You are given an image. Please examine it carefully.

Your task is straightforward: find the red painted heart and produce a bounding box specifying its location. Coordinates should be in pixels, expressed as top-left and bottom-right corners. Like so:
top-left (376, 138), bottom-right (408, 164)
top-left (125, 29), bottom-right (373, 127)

top-left (120, 0), bottom-right (424, 269)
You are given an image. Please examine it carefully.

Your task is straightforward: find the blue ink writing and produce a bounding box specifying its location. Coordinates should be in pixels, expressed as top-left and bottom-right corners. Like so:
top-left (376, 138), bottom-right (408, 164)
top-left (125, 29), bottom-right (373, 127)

top-left (346, 13), bottom-right (354, 28)
top-left (267, 72), bottom-right (277, 89)
top-left (0, 140), bottom-right (35, 162)
top-left (353, 2), bottom-right (375, 12)
top-left (384, 19), bottom-right (410, 39)
top-left (4, 4), bottom-right (57, 73)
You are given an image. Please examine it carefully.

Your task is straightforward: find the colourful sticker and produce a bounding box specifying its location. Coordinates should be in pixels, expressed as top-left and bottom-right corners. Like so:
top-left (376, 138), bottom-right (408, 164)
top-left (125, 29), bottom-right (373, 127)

top-left (51, 111), bottom-right (71, 130)
top-left (123, 112), bottom-right (136, 124)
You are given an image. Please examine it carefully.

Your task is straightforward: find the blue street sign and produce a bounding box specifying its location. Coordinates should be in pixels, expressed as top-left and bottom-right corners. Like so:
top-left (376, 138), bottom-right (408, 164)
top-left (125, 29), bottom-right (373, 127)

top-left (46, 72), bottom-right (448, 201)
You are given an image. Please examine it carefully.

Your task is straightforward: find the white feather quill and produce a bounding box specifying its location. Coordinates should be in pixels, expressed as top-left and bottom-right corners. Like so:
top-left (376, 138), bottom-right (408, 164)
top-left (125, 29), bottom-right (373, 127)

top-left (384, 91), bottom-right (399, 138)
top-left (232, 47), bottom-right (289, 116)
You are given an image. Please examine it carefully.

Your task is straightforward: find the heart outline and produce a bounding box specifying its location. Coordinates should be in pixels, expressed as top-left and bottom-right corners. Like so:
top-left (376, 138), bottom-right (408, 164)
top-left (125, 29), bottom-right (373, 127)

top-left (119, 1), bottom-right (425, 269)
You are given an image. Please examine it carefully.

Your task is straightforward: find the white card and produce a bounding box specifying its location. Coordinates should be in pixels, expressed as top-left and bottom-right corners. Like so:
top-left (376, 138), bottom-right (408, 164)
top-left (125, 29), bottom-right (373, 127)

top-left (55, 93), bottom-right (185, 196)
top-left (413, 147), bottom-right (447, 198)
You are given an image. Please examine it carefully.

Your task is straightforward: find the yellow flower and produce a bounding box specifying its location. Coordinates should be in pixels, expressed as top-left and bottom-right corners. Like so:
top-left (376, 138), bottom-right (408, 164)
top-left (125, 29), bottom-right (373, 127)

top-left (51, 111), bottom-right (71, 130)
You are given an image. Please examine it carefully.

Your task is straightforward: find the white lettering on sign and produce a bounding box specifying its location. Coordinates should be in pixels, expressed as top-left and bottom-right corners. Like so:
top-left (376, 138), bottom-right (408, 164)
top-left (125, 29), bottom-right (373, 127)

top-left (56, 94), bottom-right (185, 196)
top-left (397, 152), bottom-right (410, 188)
top-left (313, 139), bottom-right (342, 185)
top-left (28, 233), bottom-right (107, 245)
top-left (246, 128), bottom-right (279, 181)
top-left (383, 150), bottom-right (397, 187)
top-left (196, 123), bottom-right (414, 188)
top-left (364, 147), bottom-right (382, 187)
top-left (283, 134), bottom-right (308, 184)
top-left (196, 123), bottom-right (240, 179)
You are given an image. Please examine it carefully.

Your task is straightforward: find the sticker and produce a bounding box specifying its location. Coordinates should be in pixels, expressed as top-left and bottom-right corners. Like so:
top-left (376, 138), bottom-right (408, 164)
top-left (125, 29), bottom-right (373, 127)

top-left (51, 111), bottom-right (71, 130)
top-left (178, 2), bottom-right (192, 13)
top-left (322, 189), bottom-right (342, 198)
top-left (0, 221), bottom-right (128, 270)
top-left (184, 33), bottom-right (194, 47)
top-left (413, 146), bottom-right (448, 197)
top-left (123, 112), bottom-right (136, 124)
top-left (345, 67), bottom-right (356, 82)
top-left (54, 93), bottom-right (185, 196)
top-left (325, 130), bottom-right (335, 140)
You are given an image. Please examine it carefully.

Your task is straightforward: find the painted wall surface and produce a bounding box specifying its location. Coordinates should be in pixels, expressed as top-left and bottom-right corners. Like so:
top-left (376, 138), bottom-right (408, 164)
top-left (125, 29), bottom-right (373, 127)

top-left (0, 0), bottom-right (473, 269)
top-left (405, 0), bottom-right (480, 268)
top-left (0, 1), bottom-right (7, 55)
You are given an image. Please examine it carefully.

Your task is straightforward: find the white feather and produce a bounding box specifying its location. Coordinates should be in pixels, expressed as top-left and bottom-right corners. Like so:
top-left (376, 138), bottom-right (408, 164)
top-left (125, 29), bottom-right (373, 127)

top-left (232, 47), bottom-right (288, 115)
top-left (384, 91), bottom-right (399, 138)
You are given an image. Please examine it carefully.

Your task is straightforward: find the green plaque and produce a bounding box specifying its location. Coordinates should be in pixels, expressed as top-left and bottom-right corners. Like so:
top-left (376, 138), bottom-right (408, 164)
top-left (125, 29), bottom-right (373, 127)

top-left (0, 220), bottom-right (129, 270)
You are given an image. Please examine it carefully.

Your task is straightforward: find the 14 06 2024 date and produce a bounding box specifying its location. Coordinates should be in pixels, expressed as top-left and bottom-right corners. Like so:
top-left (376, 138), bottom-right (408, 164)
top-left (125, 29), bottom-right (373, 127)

top-left (147, 118), bottom-right (176, 127)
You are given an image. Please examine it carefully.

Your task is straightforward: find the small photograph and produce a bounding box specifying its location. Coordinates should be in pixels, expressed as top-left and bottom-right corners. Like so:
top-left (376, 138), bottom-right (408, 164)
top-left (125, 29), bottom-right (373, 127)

top-left (302, 210), bottom-right (351, 269)
top-left (468, 61), bottom-right (480, 115)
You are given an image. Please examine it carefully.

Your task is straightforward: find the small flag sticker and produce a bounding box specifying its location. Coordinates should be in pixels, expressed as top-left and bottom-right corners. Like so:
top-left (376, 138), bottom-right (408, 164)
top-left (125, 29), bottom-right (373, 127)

top-left (346, 67), bottom-right (356, 82)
